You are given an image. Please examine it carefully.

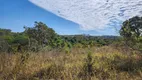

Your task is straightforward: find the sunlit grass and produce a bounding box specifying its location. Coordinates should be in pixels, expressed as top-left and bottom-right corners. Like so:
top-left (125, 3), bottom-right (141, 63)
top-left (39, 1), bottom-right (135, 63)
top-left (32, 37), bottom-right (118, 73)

top-left (0, 46), bottom-right (142, 80)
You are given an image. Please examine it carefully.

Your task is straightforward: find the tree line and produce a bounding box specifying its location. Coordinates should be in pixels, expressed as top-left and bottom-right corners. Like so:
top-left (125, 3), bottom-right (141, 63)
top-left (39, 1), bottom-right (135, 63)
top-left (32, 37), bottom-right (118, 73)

top-left (0, 22), bottom-right (120, 53)
top-left (0, 16), bottom-right (142, 53)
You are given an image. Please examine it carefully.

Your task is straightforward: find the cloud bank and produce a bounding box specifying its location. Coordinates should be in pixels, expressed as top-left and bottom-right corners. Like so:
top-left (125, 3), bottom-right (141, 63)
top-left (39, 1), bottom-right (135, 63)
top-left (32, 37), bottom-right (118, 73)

top-left (29, 0), bottom-right (142, 30)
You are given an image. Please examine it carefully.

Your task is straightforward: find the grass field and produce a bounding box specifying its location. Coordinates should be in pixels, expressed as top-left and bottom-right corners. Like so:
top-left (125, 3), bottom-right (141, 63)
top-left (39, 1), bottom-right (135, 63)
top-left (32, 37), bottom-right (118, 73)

top-left (0, 46), bottom-right (142, 80)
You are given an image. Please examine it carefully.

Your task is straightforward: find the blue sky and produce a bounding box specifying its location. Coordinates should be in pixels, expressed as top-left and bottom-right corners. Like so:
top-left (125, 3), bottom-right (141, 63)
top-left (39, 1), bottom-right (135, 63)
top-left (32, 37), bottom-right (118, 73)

top-left (0, 0), bottom-right (124, 35)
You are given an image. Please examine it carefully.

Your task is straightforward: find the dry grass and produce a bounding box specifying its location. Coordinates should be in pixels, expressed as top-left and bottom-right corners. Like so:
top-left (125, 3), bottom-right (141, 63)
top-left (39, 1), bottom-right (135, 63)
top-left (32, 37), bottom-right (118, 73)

top-left (0, 46), bottom-right (142, 80)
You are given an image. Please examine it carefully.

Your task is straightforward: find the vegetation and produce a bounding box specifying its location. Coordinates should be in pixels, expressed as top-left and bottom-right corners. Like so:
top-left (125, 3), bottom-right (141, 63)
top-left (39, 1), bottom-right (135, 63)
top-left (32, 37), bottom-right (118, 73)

top-left (0, 16), bottom-right (142, 80)
top-left (120, 16), bottom-right (142, 51)
top-left (0, 46), bottom-right (142, 80)
top-left (0, 22), bottom-right (119, 53)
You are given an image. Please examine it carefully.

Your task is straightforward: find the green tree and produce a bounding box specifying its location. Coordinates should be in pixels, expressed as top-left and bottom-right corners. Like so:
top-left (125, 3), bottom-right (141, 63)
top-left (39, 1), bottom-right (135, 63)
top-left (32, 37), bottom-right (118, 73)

top-left (24, 22), bottom-right (57, 49)
top-left (120, 16), bottom-right (142, 51)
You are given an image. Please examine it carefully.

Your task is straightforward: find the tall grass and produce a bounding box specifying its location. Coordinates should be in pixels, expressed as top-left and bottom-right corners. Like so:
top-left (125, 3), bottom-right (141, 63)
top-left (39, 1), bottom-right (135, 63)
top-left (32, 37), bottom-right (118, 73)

top-left (0, 46), bottom-right (142, 80)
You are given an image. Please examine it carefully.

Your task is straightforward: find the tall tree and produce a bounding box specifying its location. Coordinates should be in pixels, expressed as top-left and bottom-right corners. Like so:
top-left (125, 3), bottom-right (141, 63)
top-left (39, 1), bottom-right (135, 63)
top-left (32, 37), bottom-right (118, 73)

top-left (120, 16), bottom-right (142, 51)
top-left (24, 22), bottom-right (57, 48)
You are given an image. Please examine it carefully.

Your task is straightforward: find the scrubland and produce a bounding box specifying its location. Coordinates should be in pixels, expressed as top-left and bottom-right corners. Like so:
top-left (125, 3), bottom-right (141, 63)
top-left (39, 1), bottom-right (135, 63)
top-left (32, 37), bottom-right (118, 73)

top-left (0, 46), bottom-right (142, 80)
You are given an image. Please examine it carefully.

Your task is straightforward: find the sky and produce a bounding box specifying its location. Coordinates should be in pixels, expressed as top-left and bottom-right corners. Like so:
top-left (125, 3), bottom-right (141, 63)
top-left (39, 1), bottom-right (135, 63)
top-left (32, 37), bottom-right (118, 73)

top-left (1, 0), bottom-right (142, 36)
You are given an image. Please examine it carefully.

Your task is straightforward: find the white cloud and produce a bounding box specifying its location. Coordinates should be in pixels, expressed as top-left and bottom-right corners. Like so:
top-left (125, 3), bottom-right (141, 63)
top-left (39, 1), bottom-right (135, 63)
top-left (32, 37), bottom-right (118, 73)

top-left (29, 0), bottom-right (142, 30)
